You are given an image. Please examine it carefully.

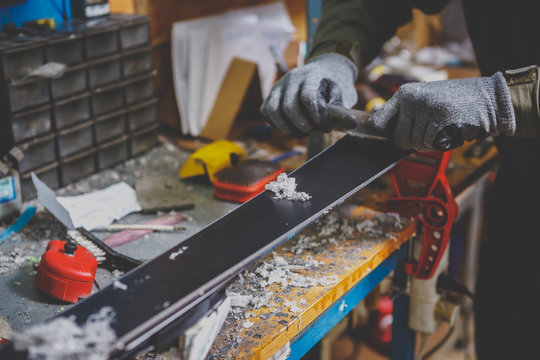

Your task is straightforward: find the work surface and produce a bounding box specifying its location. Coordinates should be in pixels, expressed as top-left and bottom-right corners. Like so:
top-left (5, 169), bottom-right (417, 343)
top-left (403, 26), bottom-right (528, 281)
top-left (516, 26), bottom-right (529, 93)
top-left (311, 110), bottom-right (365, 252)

top-left (0, 135), bottom-right (497, 359)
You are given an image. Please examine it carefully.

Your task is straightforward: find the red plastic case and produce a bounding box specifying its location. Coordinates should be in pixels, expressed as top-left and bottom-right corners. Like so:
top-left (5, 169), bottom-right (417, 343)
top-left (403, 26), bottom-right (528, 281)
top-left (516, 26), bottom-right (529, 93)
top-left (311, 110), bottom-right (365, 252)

top-left (36, 240), bottom-right (97, 303)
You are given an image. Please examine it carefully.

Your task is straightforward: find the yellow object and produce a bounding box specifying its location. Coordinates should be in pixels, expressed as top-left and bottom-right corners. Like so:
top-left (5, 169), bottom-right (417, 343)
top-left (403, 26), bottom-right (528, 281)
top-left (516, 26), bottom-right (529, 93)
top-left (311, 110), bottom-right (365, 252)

top-left (179, 140), bottom-right (245, 182)
top-left (367, 64), bottom-right (390, 82)
top-left (365, 97), bottom-right (386, 112)
top-left (36, 18), bottom-right (55, 29)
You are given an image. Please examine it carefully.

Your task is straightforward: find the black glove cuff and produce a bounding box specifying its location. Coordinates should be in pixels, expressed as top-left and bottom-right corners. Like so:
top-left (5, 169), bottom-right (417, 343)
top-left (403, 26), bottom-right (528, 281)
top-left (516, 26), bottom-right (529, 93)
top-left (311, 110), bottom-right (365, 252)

top-left (503, 65), bottom-right (540, 137)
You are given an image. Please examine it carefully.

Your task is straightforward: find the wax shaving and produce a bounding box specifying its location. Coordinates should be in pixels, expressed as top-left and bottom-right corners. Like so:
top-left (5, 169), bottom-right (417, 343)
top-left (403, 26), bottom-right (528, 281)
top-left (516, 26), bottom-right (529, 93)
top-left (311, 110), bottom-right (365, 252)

top-left (242, 321), bottom-right (254, 329)
top-left (169, 246), bottom-right (188, 260)
top-left (265, 173), bottom-right (311, 202)
top-left (113, 280), bottom-right (128, 291)
top-left (12, 307), bottom-right (117, 360)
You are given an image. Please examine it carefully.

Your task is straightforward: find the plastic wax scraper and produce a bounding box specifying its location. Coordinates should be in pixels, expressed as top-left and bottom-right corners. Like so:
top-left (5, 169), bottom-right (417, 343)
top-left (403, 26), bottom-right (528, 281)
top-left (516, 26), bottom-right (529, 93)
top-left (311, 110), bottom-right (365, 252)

top-left (213, 159), bottom-right (284, 203)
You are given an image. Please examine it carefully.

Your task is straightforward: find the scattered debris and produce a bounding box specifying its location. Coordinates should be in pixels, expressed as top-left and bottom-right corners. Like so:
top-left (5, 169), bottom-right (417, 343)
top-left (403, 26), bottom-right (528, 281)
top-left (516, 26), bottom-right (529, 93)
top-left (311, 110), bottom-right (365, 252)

top-left (113, 280), bottom-right (128, 291)
top-left (169, 246), bottom-right (188, 260)
top-left (229, 294), bottom-right (252, 308)
top-left (12, 307), bottom-right (117, 360)
top-left (111, 270), bottom-right (124, 279)
top-left (356, 219), bottom-right (383, 236)
top-left (242, 321), bottom-right (254, 329)
top-left (265, 173), bottom-right (311, 202)
top-left (0, 246), bottom-right (34, 275)
top-left (27, 62), bottom-right (67, 79)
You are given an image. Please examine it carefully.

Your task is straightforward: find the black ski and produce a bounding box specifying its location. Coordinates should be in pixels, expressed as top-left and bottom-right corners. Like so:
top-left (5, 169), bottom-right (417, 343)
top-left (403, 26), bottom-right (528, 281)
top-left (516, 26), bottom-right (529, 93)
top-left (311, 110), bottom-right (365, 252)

top-left (0, 135), bottom-right (408, 359)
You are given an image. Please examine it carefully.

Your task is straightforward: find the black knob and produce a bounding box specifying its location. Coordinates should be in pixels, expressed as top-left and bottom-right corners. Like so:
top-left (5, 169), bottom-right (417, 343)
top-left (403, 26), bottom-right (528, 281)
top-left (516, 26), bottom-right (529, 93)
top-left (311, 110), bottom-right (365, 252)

top-left (64, 242), bottom-right (77, 255)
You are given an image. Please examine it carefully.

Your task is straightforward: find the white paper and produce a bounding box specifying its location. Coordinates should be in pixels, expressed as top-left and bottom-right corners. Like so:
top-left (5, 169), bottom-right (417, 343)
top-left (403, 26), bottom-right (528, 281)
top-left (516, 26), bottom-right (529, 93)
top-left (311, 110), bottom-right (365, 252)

top-left (32, 173), bottom-right (141, 230)
top-left (171, 1), bottom-right (295, 136)
top-left (32, 172), bottom-right (75, 229)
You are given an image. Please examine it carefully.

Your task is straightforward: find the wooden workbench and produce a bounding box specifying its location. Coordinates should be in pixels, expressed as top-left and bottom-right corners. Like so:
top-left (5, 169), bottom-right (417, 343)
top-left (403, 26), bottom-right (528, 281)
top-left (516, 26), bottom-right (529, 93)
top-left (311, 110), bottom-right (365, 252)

top-left (0, 136), bottom-right (497, 360)
top-left (206, 138), bottom-right (498, 360)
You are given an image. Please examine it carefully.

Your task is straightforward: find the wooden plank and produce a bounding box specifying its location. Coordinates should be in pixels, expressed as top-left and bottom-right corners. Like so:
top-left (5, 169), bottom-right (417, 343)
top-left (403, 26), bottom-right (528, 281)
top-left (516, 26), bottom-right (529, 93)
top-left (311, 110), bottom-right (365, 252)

top-left (208, 206), bottom-right (416, 359)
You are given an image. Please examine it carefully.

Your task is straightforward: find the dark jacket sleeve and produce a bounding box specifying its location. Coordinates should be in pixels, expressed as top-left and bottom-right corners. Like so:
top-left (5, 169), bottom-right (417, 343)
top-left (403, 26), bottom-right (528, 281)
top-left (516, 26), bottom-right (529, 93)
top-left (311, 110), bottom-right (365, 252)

top-left (309, 0), bottom-right (450, 69)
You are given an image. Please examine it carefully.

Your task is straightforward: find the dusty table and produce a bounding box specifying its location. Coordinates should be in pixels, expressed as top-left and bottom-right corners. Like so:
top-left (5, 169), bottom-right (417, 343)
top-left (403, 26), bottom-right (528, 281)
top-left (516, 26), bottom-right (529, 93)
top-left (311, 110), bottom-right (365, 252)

top-left (0, 136), bottom-right (497, 359)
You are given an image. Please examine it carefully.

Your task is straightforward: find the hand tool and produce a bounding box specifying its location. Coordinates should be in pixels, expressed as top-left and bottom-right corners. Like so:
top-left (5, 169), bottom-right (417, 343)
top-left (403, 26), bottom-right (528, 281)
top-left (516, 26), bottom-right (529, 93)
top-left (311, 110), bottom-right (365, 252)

top-left (70, 228), bottom-right (142, 273)
top-left (93, 224), bottom-right (186, 232)
top-left (102, 212), bottom-right (187, 248)
top-left (213, 159), bottom-right (284, 203)
top-left (0, 135), bottom-right (409, 359)
top-left (179, 140), bottom-right (245, 183)
top-left (327, 104), bottom-right (386, 140)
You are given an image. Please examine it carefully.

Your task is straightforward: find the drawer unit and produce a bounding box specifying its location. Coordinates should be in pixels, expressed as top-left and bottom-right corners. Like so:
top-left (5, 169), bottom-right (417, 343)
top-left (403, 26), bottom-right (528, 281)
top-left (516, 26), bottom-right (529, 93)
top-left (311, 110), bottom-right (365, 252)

top-left (127, 97), bottom-right (156, 131)
top-left (96, 135), bottom-right (129, 170)
top-left (53, 92), bottom-right (91, 130)
top-left (20, 162), bottom-right (60, 201)
top-left (94, 109), bottom-right (127, 143)
top-left (45, 34), bottom-right (84, 65)
top-left (0, 40), bottom-right (44, 80)
top-left (114, 14), bottom-right (150, 50)
top-left (129, 123), bottom-right (159, 156)
top-left (6, 77), bottom-right (49, 112)
top-left (50, 63), bottom-right (88, 100)
top-left (83, 23), bottom-right (119, 60)
top-left (88, 54), bottom-right (121, 88)
top-left (10, 104), bottom-right (52, 143)
top-left (124, 72), bottom-right (154, 105)
top-left (17, 133), bottom-right (56, 173)
top-left (60, 149), bottom-right (96, 185)
top-left (122, 46), bottom-right (152, 78)
top-left (1, 14), bottom-right (153, 188)
top-left (91, 82), bottom-right (124, 117)
top-left (57, 121), bottom-right (93, 158)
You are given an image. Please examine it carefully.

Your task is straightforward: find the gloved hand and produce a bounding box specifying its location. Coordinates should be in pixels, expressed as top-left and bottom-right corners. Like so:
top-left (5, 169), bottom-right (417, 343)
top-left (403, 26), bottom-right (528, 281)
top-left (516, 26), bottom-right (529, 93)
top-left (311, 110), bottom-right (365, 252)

top-left (367, 72), bottom-right (516, 151)
top-left (260, 53), bottom-right (358, 137)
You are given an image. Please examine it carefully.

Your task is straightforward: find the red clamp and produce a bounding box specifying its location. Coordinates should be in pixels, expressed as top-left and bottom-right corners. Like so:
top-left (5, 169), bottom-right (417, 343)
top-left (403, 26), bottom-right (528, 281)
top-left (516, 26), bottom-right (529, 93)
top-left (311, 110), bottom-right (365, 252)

top-left (384, 151), bottom-right (458, 279)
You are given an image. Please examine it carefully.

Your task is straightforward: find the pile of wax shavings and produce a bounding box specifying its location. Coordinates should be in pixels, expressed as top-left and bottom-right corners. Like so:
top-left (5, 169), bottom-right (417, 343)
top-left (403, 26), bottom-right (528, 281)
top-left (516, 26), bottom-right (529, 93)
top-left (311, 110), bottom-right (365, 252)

top-left (265, 173), bottom-right (311, 202)
top-left (285, 211), bottom-right (355, 255)
top-left (12, 307), bottom-right (117, 360)
top-left (216, 254), bottom-right (330, 353)
top-left (226, 254), bottom-right (334, 313)
top-left (253, 256), bottom-right (337, 290)
top-left (0, 245), bottom-right (37, 275)
top-left (209, 211), bottom-right (408, 358)
top-left (356, 212), bottom-right (405, 240)
top-left (212, 254), bottom-right (331, 357)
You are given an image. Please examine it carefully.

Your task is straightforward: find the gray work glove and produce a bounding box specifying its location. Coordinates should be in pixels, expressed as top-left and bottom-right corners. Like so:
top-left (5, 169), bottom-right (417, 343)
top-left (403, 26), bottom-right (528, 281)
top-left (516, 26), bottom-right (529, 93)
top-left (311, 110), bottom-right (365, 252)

top-left (260, 53), bottom-right (358, 137)
top-left (367, 72), bottom-right (516, 151)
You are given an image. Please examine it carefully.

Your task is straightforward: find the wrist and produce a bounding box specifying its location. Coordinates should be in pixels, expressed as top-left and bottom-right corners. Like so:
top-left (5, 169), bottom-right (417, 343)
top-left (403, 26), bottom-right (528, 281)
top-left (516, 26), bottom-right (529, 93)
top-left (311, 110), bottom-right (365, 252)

top-left (307, 52), bottom-right (359, 82)
top-left (503, 65), bottom-right (540, 137)
top-left (308, 40), bottom-right (362, 72)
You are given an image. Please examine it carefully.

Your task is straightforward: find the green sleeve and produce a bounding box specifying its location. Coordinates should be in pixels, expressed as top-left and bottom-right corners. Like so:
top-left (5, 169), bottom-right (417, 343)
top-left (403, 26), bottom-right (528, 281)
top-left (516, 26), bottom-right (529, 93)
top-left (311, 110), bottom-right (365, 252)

top-left (308, 0), bottom-right (449, 69)
top-left (504, 66), bottom-right (540, 137)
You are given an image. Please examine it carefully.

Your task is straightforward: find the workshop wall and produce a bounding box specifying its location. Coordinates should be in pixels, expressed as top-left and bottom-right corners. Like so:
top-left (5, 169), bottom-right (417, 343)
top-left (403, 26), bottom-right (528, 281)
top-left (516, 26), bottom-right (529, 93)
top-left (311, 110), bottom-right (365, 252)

top-left (108, 0), bottom-right (307, 133)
